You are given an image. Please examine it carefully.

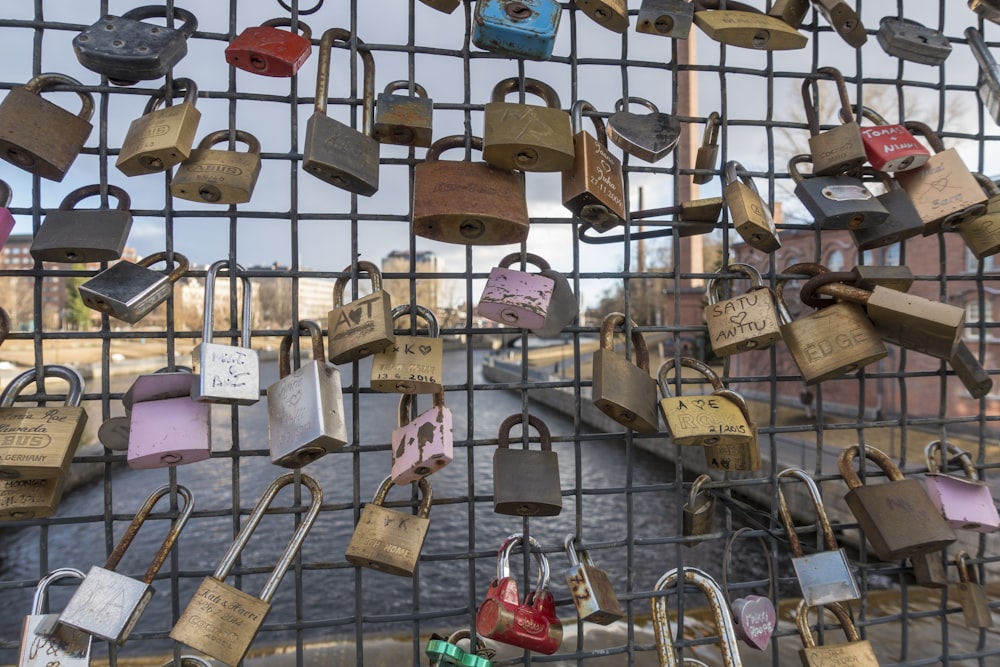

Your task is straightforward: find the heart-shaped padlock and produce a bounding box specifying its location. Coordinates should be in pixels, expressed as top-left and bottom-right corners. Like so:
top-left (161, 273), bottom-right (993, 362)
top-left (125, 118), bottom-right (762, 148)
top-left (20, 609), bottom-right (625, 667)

top-left (607, 96), bottom-right (680, 163)
top-left (721, 527), bottom-right (776, 651)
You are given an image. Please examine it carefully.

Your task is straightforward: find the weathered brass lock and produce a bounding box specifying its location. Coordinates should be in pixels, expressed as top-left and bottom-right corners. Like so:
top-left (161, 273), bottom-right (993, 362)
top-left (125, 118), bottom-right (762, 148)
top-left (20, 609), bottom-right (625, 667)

top-left (117, 78), bottom-right (201, 176)
top-left (345, 476), bottom-right (432, 577)
top-left (483, 77), bottom-right (574, 173)
top-left (704, 263), bottom-right (782, 356)
top-left (493, 413), bottom-right (562, 517)
top-left (328, 260), bottom-right (394, 364)
top-left (0, 478), bottom-right (65, 521)
top-left (796, 599), bottom-right (880, 667)
top-left (802, 67), bottom-right (867, 176)
top-left (607, 97), bottom-right (681, 163)
top-left (693, 111), bottom-right (721, 185)
top-left (970, 0), bottom-right (1000, 25)
top-left (18, 568), bottom-right (91, 667)
top-left (658, 357), bottom-right (753, 447)
top-left (370, 304), bottom-right (443, 394)
top-left (951, 341), bottom-right (994, 400)
top-left (562, 100), bottom-right (626, 232)
top-left (30, 184), bottom-right (133, 263)
top-left (171, 129), bottom-right (262, 204)
top-left (637, 0), bottom-right (694, 39)
top-left (608, 197), bottom-right (723, 243)
top-left (171, 474), bottom-right (321, 665)
top-left (788, 153), bottom-right (888, 230)
top-left (225, 18), bottom-right (313, 78)
top-left (955, 551), bottom-right (994, 629)
top-left (813, 0), bottom-right (867, 48)
top-left (946, 173), bottom-right (1000, 260)
top-left (682, 474), bottom-right (716, 544)
top-left (591, 313), bottom-right (659, 435)
top-left (563, 535), bottom-right (623, 625)
top-left (577, 0), bottom-right (629, 32)
top-left (923, 440), bottom-right (1000, 533)
top-left (723, 161), bottom-right (780, 252)
top-left (304, 29), bottom-right (379, 195)
top-left (652, 567), bottom-right (743, 666)
top-left (693, 0), bottom-right (807, 50)
top-left (877, 17), bottom-right (952, 66)
top-left (721, 528), bottom-right (776, 650)
top-left (413, 135), bottom-right (528, 245)
top-left (373, 80), bottom-right (433, 147)
top-left (0, 73), bottom-right (94, 182)
top-left (911, 550), bottom-right (949, 589)
top-left (768, 0), bottom-right (810, 27)
top-left (79, 250), bottom-right (189, 324)
top-left (851, 168), bottom-right (924, 250)
top-left (703, 387), bottom-right (760, 472)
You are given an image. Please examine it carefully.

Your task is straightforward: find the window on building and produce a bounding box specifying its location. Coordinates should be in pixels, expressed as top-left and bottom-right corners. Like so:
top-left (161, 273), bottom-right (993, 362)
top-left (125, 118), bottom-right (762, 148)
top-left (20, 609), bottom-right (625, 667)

top-left (827, 249), bottom-right (845, 272)
top-left (965, 299), bottom-right (996, 341)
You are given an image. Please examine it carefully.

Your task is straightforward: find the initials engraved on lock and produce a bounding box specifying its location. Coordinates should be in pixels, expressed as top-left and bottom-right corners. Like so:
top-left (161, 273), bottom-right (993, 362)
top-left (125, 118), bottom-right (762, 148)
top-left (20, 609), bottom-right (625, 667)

top-left (331, 294), bottom-right (379, 341)
top-left (707, 292), bottom-right (778, 349)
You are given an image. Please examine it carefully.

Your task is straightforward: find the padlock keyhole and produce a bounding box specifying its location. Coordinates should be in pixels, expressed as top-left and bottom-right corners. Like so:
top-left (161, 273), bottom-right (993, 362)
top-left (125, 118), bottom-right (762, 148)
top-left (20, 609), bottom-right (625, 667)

top-left (140, 155), bottom-right (164, 169)
top-left (593, 8), bottom-right (609, 21)
top-left (65, 251), bottom-right (80, 261)
top-left (500, 309), bottom-right (519, 323)
top-left (250, 55), bottom-right (268, 71)
top-left (654, 15), bottom-right (674, 34)
top-left (506, 2), bottom-right (531, 20)
top-left (391, 126), bottom-right (415, 144)
top-left (460, 219), bottom-right (485, 239)
top-left (199, 186), bottom-right (221, 202)
top-left (752, 30), bottom-right (770, 48)
top-left (6, 148), bottom-right (33, 167)
top-left (516, 147), bottom-right (539, 166)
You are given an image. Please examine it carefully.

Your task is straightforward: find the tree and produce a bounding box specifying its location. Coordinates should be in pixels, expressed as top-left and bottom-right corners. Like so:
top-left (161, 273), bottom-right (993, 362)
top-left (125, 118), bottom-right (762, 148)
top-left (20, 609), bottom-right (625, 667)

top-left (64, 265), bottom-right (92, 331)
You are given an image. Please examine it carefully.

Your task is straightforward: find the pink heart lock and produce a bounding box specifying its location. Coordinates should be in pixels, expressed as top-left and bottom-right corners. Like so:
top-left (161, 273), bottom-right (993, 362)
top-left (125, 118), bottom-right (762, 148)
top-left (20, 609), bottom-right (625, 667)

top-left (731, 594), bottom-right (776, 651)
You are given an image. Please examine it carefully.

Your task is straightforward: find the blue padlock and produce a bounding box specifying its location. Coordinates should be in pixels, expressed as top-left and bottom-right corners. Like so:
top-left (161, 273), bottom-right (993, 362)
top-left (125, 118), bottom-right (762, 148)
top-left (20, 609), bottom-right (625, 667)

top-left (472, 0), bottom-right (562, 61)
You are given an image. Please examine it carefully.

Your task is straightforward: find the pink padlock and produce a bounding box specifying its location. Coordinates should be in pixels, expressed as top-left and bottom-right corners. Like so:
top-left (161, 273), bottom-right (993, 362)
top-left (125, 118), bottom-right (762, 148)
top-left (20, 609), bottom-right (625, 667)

top-left (477, 252), bottom-right (556, 329)
top-left (722, 527), bottom-right (776, 651)
top-left (391, 392), bottom-right (453, 485)
top-left (0, 179), bottom-right (15, 250)
top-left (924, 440), bottom-right (1000, 533)
top-left (126, 368), bottom-right (211, 469)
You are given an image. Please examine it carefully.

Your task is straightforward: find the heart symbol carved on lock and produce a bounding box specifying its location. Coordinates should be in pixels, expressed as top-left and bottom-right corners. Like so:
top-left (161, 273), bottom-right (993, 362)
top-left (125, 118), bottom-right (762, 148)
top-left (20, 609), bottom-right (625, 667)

top-left (419, 345), bottom-right (433, 355)
top-left (607, 97), bottom-right (681, 163)
top-left (731, 594), bottom-right (776, 651)
top-left (729, 311), bottom-right (748, 326)
top-left (348, 307), bottom-right (363, 325)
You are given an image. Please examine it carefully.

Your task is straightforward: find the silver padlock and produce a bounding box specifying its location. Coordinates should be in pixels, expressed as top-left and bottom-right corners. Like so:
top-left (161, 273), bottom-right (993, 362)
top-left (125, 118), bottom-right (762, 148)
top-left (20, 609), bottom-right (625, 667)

top-left (78, 251), bottom-right (189, 324)
top-left (191, 260), bottom-right (260, 405)
top-left (19, 569), bottom-right (91, 667)
top-left (30, 184), bottom-right (133, 263)
top-left (607, 97), bottom-right (680, 163)
top-left (563, 535), bottom-right (623, 625)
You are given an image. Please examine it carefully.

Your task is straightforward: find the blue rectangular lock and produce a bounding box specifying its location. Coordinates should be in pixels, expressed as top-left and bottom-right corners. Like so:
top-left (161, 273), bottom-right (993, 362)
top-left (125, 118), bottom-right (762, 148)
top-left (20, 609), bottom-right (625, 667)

top-left (473, 0), bottom-right (562, 61)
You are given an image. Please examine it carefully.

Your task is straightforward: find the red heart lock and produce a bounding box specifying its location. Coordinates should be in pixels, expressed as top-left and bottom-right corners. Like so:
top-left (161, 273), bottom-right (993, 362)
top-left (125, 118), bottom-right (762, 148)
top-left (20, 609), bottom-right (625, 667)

top-left (731, 594), bottom-right (776, 651)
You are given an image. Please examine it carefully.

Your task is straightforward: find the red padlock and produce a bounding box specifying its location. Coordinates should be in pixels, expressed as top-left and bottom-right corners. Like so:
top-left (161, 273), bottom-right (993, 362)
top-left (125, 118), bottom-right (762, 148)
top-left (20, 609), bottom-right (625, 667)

top-left (225, 18), bottom-right (313, 77)
top-left (476, 533), bottom-right (562, 655)
top-left (853, 106), bottom-right (929, 173)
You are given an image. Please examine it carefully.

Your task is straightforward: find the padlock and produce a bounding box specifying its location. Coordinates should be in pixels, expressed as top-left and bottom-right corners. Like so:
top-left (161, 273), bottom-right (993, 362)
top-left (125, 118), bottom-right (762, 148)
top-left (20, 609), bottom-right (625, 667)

top-left (611, 196), bottom-right (724, 243)
top-left (658, 357), bottom-right (752, 447)
top-left (419, 0), bottom-right (462, 13)
top-left (534, 262), bottom-right (578, 339)
top-left (722, 161), bottom-right (780, 252)
top-left (0, 365), bottom-right (87, 481)
top-left (159, 658), bottom-right (212, 667)
top-left (591, 313), bottom-right (659, 435)
top-left (0, 180), bottom-right (16, 249)
top-left (796, 599), bottom-right (880, 667)
top-left (967, 27), bottom-right (1000, 126)
top-left (117, 79), bottom-right (200, 176)
top-left (955, 551), bottom-right (994, 629)
top-left (651, 567), bottom-right (742, 667)
top-left (693, 0), bottom-right (807, 50)
top-left (171, 130), bottom-right (262, 204)
top-left (776, 468), bottom-right (860, 606)
top-left (370, 304), bottom-right (444, 394)
top-left (391, 392), bottom-right (453, 485)
top-left (171, 474), bottom-right (321, 666)
top-left (345, 476), bottom-right (432, 577)
top-left (126, 368), bottom-right (210, 469)
top-left (970, 0), bottom-right (1000, 24)
top-left (812, 0), bottom-right (866, 48)
top-left (373, 80), bottom-right (434, 147)
top-left (30, 185), bottom-right (133, 263)
top-left (0, 307), bottom-right (9, 347)
top-left (18, 568), bottom-right (91, 667)
top-left (303, 28), bottom-right (379, 196)
top-left (328, 261), bottom-right (394, 364)
top-left (911, 550), bottom-right (949, 589)
top-left (951, 340), bottom-right (994, 399)
top-left (472, 0), bottom-right (562, 61)
top-left (477, 253), bottom-right (556, 329)
top-left (73, 6), bottom-right (198, 85)
top-left (851, 106), bottom-right (930, 173)
top-left (268, 320), bottom-right (346, 468)
top-left (483, 78), bottom-right (574, 172)
top-left (562, 101), bottom-right (626, 232)
top-left (704, 263), bottom-right (782, 356)
top-left (768, 0), bottom-right (810, 27)
top-left (703, 387), bottom-right (760, 472)
top-left (607, 97), bottom-right (681, 163)
top-left (693, 111), bottom-right (720, 185)
top-left (801, 67), bottom-right (867, 176)
top-left (847, 264), bottom-right (915, 292)
top-left (851, 168), bottom-right (924, 250)
top-left (839, 444), bottom-right (957, 561)
top-left (79, 250), bottom-right (189, 324)
top-left (682, 474), bottom-right (716, 544)
top-left (947, 173), bottom-right (1000, 260)
top-left (637, 0), bottom-right (694, 39)
top-left (477, 533), bottom-right (562, 654)
top-left (788, 154), bottom-right (888, 230)
top-left (413, 135), bottom-right (529, 245)
top-left (492, 413), bottom-right (561, 516)
top-left (923, 440), bottom-right (1000, 533)
top-left (575, 0), bottom-right (628, 32)
top-left (563, 535), bottom-right (623, 625)
top-left (0, 478), bottom-right (65, 521)
top-left (895, 121), bottom-right (988, 235)
top-left (427, 630), bottom-right (495, 667)
top-left (0, 74), bottom-right (94, 182)
top-left (226, 18), bottom-right (313, 77)
top-left (58, 485), bottom-right (195, 645)
top-left (191, 260), bottom-right (260, 405)
top-left (721, 528), bottom-right (776, 650)
top-left (877, 17), bottom-right (951, 66)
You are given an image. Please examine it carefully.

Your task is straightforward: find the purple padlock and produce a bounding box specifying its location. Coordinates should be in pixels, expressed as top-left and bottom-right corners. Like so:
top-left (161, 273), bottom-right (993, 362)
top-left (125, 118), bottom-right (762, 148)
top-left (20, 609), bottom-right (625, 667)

top-left (126, 368), bottom-right (211, 469)
top-left (0, 180), bottom-right (15, 250)
top-left (477, 252), bottom-right (556, 330)
top-left (391, 392), bottom-right (453, 485)
top-left (722, 527), bottom-right (776, 651)
top-left (924, 440), bottom-right (1000, 533)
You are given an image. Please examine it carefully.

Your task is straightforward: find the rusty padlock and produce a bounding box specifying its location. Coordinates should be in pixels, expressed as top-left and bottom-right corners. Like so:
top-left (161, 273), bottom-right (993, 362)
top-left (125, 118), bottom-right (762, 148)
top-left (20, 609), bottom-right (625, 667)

top-left (226, 18), bottom-right (313, 77)
top-left (373, 80), bottom-right (434, 147)
top-left (563, 535), bottom-right (623, 625)
top-left (651, 566), bottom-right (743, 666)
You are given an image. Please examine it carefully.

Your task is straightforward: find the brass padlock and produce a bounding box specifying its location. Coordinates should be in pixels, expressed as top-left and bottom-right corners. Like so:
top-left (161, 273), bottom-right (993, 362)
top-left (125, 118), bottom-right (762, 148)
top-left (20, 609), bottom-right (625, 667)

top-left (722, 161), bottom-right (780, 252)
top-left (591, 313), bottom-right (659, 435)
top-left (30, 184), bottom-right (133, 263)
top-left (0, 365), bottom-right (87, 481)
top-left (607, 97), bottom-right (681, 163)
top-left (373, 80), bottom-right (433, 147)
top-left (562, 100), bottom-right (626, 232)
top-left (493, 413), bottom-right (562, 517)
top-left (18, 568), bottom-right (91, 667)
top-left (703, 387), bottom-right (760, 472)
top-left (328, 261), bottom-right (394, 364)
top-left (413, 135), bottom-right (529, 245)
top-left (911, 550), bottom-right (949, 589)
top-left (851, 168), bottom-right (924, 251)
top-left (117, 78), bottom-right (201, 176)
top-left (652, 567), bottom-right (743, 666)
top-left (79, 251), bottom-right (189, 324)
top-left (848, 264), bottom-right (915, 292)
top-left (637, 0), bottom-right (694, 39)
top-left (370, 304), bottom-right (443, 394)
top-left (171, 474), bottom-right (322, 665)
top-left (0, 74), bottom-right (94, 182)
top-left (796, 599), bottom-right (880, 667)
top-left (813, 0), bottom-right (867, 48)
top-left (611, 196), bottom-right (724, 243)
top-left (171, 129), bottom-right (262, 204)
top-left (682, 474), bottom-right (716, 544)
top-left (345, 476), bottom-right (432, 577)
top-left (576, 0), bottom-right (629, 32)
top-left (693, 0), bottom-right (807, 50)
top-left (658, 357), bottom-right (752, 447)
top-left (0, 478), bottom-right (65, 521)
top-left (768, 0), bottom-right (810, 27)
top-left (693, 111), bottom-right (720, 185)
top-left (802, 67), bottom-right (867, 176)
top-left (704, 263), bottom-right (782, 356)
top-left (483, 77), bottom-right (574, 173)
top-left (951, 340), bottom-right (994, 399)
top-left (947, 173), bottom-right (1000, 260)
top-left (563, 535), bottom-right (623, 625)
top-left (955, 551), bottom-right (994, 629)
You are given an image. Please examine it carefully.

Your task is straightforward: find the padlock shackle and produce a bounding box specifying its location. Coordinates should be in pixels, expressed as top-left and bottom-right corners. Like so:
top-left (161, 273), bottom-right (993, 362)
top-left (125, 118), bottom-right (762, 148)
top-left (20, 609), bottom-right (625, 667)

top-left (121, 5), bottom-right (199, 37)
top-left (973, 172), bottom-right (1000, 198)
top-left (58, 184), bottom-right (131, 212)
top-left (786, 153), bottom-right (813, 185)
top-left (143, 78), bottom-right (199, 115)
top-left (390, 303), bottom-right (440, 337)
top-left (614, 96), bottom-right (661, 117)
top-left (201, 259), bottom-right (252, 349)
top-left (213, 473), bottom-right (323, 603)
top-left (775, 468), bottom-right (840, 557)
top-left (838, 444), bottom-right (906, 490)
top-left (196, 129), bottom-right (262, 155)
top-left (425, 135), bottom-right (484, 162)
top-left (496, 533), bottom-right (549, 596)
top-left (496, 413), bottom-right (553, 451)
top-left (773, 262), bottom-right (829, 320)
top-left (332, 260), bottom-right (383, 308)
top-left (382, 79), bottom-right (428, 98)
top-left (315, 28), bottom-right (375, 138)
top-left (799, 272), bottom-right (869, 310)
top-left (0, 364), bottom-right (84, 407)
top-left (397, 391), bottom-right (446, 428)
top-left (0, 179), bottom-right (12, 207)
top-left (955, 550), bottom-right (975, 584)
top-left (712, 388), bottom-right (754, 428)
top-left (31, 567), bottom-right (86, 615)
top-left (137, 251), bottom-right (190, 284)
top-left (796, 599), bottom-right (861, 648)
top-left (278, 319), bottom-right (325, 378)
top-left (852, 105), bottom-right (890, 127)
top-left (720, 527), bottom-right (774, 605)
top-left (571, 100), bottom-right (608, 148)
top-left (23, 73), bottom-right (95, 122)
top-left (801, 66), bottom-right (856, 135)
top-left (656, 356), bottom-right (723, 398)
top-left (371, 474), bottom-right (433, 518)
top-left (722, 160), bottom-right (758, 193)
top-left (491, 77), bottom-right (561, 109)
top-left (707, 262), bottom-right (765, 305)
top-left (104, 484), bottom-right (194, 584)
top-left (688, 473), bottom-right (712, 510)
top-left (261, 17), bottom-right (313, 40)
top-left (702, 111), bottom-right (721, 149)
top-left (563, 534), bottom-right (582, 567)
top-left (160, 657), bottom-right (214, 667)
top-left (924, 440), bottom-right (977, 480)
top-left (444, 629), bottom-right (492, 658)
top-left (598, 312), bottom-right (650, 372)
top-left (497, 252), bottom-right (551, 272)
top-left (902, 120), bottom-right (945, 153)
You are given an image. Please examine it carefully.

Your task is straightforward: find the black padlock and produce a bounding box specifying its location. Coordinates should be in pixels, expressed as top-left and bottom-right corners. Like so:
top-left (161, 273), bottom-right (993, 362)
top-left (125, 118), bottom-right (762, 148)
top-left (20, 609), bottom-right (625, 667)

top-left (789, 154), bottom-right (888, 231)
top-left (30, 185), bottom-right (132, 264)
top-left (851, 168), bottom-right (924, 251)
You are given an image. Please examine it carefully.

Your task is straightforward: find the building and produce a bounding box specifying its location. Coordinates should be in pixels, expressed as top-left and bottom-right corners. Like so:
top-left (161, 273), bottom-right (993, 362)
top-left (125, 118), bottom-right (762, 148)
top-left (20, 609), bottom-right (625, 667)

top-left (381, 250), bottom-right (442, 316)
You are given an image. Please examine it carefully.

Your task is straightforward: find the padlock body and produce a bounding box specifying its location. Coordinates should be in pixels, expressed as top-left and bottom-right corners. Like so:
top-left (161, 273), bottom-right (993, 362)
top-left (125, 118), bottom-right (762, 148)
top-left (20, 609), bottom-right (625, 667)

top-left (170, 577), bottom-right (270, 666)
top-left (0, 208), bottom-right (14, 249)
top-left (576, 0), bottom-right (628, 33)
top-left (808, 122), bottom-right (867, 176)
top-left (344, 503), bottom-right (430, 577)
top-left (117, 103), bottom-right (201, 175)
top-left (769, 0), bottom-right (810, 27)
top-left (31, 210), bottom-right (133, 264)
top-left (957, 197), bottom-right (1000, 259)
top-left (370, 335), bottom-right (443, 394)
top-left (492, 447), bottom-right (562, 516)
top-left (73, 16), bottom-right (188, 83)
top-left (911, 550), bottom-right (949, 588)
top-left (792, 550), bottom-right (860, 606)
top-left (420, 0), bottom-right (461, 12)
top-left (924, 474), bottom-right (1000, 532)
top-left (799, 640), bottom-right (880, 667)
top-left (794, 177), bottom-right (888, 230)
top-left (328, 291), bottom-right (395, 364)
top-left (705, 425), bottom-right (760, 471)
top-left (637, 0), bottom-right (694, 39)
top-left (391, 404), bottom-right (453, 485)
top-left (79, 261), bottom-right (174, 324)
top-left (0, 406), bottom-right (86, 479)
top-left (58, 566), bottom-right (153, 645)
top-left (877, 17), bottom-right (952, 65)
top-left (694, 144), bottom-right (719, 185)
top-left (692, 10), bottom-right (807, 50)
top-left (267, 360), bottom-right (347, 468)
top-left (533, 269), bottom-right (578, 339)
top-left (565, 560), bottom-right (623, 625)
top-left (192, 343), bottom-right (260, 405)
top-left (682, 496), bottom-right (715, 539)
top-left (731, 595), bottom-right (776, 650)
top-left (859, 124), bottom-right (930, 173)
top-left (127, 396), bottom-right (211, 469)
top-left (705, 289), bottom-right (782, 356)
top-left (413, 160), bottom-right (529, 245)
top-left (851, 188), bottom-right (924, 250)
top-left (561, 130), bottom-right (626, 231)
top-left (895, 149), bottom-right (988, 234)
top-left (0, 87), bottom-right (92, 182)
top-left (19, 612), bottom-right (91, 667)
top-left (303, 111), bottom-right (380, 196)
top-left (373, 93), bottom-right (434, 147)
top-left (591, 348), bottom-right (659, 435)
top-left (472, 0), bottom-right (562, 61)
top-left (483, 102), bottom-right (575, 172)
top-left (659, 394), bottom-right (752, 446)
top-left (780, 302), bottom-right (887, 385)
top-left (956, 581), bottom-right (994, 628)
top-left (171, 147), bottom-right (262, 205)
top-left (864, 286), bottom-right (965, 360)
top-left (477, 267), bottom-right (556, 329)
top-left (225, 25), bottom-right (312, 77)
top-left (476, 578), bottom-right (562, 654)
top-left (724, 180), bottom-right (780, 252)
top-left (0, 477), bottom-right (64, 520)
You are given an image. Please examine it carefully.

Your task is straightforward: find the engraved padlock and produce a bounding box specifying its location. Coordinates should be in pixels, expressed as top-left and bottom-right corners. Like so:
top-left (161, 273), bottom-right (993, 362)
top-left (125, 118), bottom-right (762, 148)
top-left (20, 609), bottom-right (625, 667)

top-left (704, 263), bottom-right (782, 356)
top-left (637, 0), bottom-right (694, 39)
top-left (788, 153), bottom-right (888, 230)
top-left (721, 528), bottom-right (776, 650)
top-left (651, 567), bottom-right (743, 666)
top-left (126, 367), bottom-right (210, 469)
top-left (0, 74), bottom-right (94, 182)
top-left (693, 0), bottom-right (807, 50)
top-left (426, 629), bottom-right (495, 667)
top-left (483, 78), bottom-right (574, 172)
top-left (58, 485), bottom-right (195, 645)
top-left (370, 304), bottom-right (443, 394)
top-left (802, 67), bottom-right (867, 176)
top-left (345, 476), bottom-right (432, 577)
top-left (796, 600), bottom-right (880, 667)
top-left (954, 551), bottom-right (994, 629)
top-left (852, 105), bottom-right (930, 173)
top-left (591, 313), bottom-right (659, 435)
top-left (79, 251), bottom-right (189, 324)
top-left (493, 413), bottom-right (562, 517)
top-left (31, 185), bottom-right (133, 263)
top-left (477, 253), bottom-right (556, 330)
top-left (682, 474), bottom-right (716, 544)
top-left (226, 18), bottom-right (313, 77)
top-left (328, 261), bottom-right (394, 364)
top-left (191, 260), bottom-right (259, 405)
top-left (722, 161), bottom-right (780, 252)
top-left (373, 80), bottom-right (433, 147)
top-left (607, 97), bottom-right (681, 163)
top-left (0, 179), bottom-right (14, 249)
top-left (73, 5), bottom-right (197, 85)
top-left (923, 440), bottom-right (1000, 533)
top-left (967, 26), bottom-right (1000, 126)
top-left (0, 478), bottom-right (66, 521)
top-left (303, 28), bottom-right (380, 196)
top-left (851, 168), bottom-right (925, 250)
top-left (947, 173), bottom-right (1000, 260)
top-left (18, 569), bottom-right (91, 667)
top-left (703, 387), bottom-right (760, 472)
top-left (170, 474), bottom-right (321, 666)
top-left (171, 130), bottom-right (262, 204)
top-left (657, 357), bottom-right (752, 447)
top-left (117, 78), bottom-right (201, 176)
top-left (812, 0), bottom-right (867, 48)
top-left (563, 535), bottom-right (623, 625)
top-left (268, 320), bottom-right (347, 468)
top-left (693, 111), bottom-right (721, 185)
top-left (562, 101), bottom-right (626, 232)
top-left (877, 17), bottom-right (952, 66)
top-left (391, 392), bottom-right (453, 485)
top-left (472, 0), bottom-right (563, 61)
top-left (577, 0), bottom-right (629, 32)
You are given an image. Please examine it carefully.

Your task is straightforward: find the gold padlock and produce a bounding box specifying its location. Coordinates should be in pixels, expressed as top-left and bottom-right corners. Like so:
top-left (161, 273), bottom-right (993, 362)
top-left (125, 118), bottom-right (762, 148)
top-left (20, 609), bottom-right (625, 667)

top-left (576, 0), bottom-right (629, 32)
top-left (802, 67), bottom-right (867, 176)
top-left (562, 100), bottom-right (626, 232)
top-left (796, 600), bottom-right (880, 667)
top-left (703, 387), bottom-right (760, 471)
top-left (591, 313), bottom-right (659, 435)
top-left (483, 77), bottom-right (574, 173)
top-left (946, 173), bottom-right (1000, 260)
top-left (694, 0), bottom-right (807, 50)
top-left (171, 129), bottom-right (262, 204)
top-left (704, 263), bottom-right (782, 356)
top-left (722, 161), bottom-right (780, 252)
top-left (954, 551), bottom-right (994, 629)
top-left (345, 476), bottom-right (432, 577)
top-left (657, 357), bottom-right (752, 447)
top-left (693, 111), bottom-right (721, 185)
top-left (328, 261), bottom-right (394, 364)
top-left (370, 304), bottom-right (443, 394)
top-left (0, 477), bottom-right (65, 521)
top-left (117, 78), bottom-right (201, 176)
